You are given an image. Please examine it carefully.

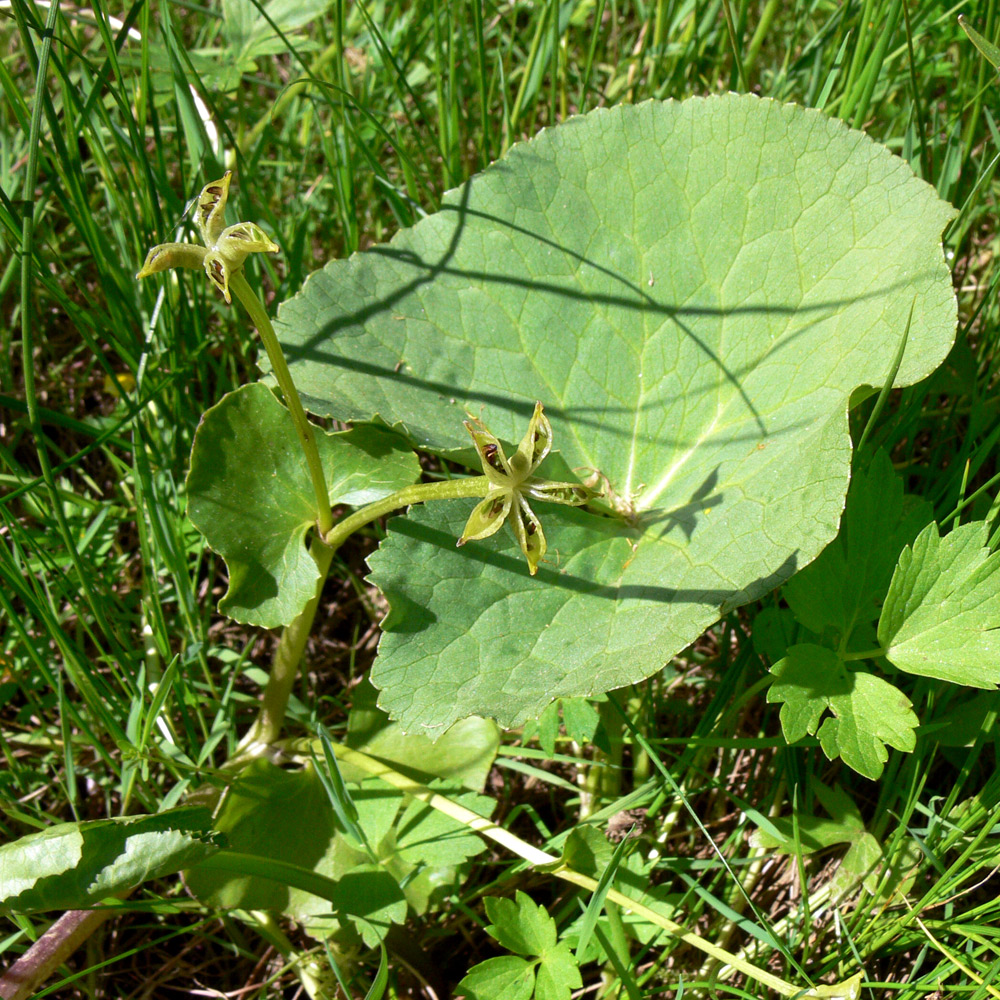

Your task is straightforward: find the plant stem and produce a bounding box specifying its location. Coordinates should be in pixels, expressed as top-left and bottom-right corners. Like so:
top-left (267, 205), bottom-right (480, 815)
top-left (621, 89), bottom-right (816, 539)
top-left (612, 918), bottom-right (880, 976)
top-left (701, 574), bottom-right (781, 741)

top-left (720, 0), bottom-right (748, 90)
top-left (322, 476), bottom-right (492, 549)
top-left (841, 647), bottom-right (885, 661)
top-left (0, 910), bottom-right (113, 1000)
top-left (236, 537), bottom-right (336, 754)
top-left (326, 743), bottom-right (805, 998)
top-left (229, 271), bottom-right (333, 536)
top-left (237, 476), bottom-right (491, 753)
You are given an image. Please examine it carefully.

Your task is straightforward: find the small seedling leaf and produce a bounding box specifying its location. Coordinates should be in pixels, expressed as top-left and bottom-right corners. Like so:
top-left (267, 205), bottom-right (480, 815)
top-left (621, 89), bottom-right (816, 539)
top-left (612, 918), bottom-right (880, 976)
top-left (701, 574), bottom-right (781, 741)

top-left (879, 519), bottom-right (1000, 687)
top-left (768, 643), bottom-right (918, 779)
top-left (187, 382), bottom-right (419, 628)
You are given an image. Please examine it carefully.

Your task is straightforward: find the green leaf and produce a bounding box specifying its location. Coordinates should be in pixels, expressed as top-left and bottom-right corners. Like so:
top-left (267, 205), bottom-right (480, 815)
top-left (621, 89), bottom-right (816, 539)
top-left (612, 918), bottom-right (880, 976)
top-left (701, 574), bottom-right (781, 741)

top-left (751, 605), bottom-right (802, 663)
top-left (930, 690), bottom-right (1000, 747)
top-left (750, 812), bottom-right (858, 854)
top-left (768, 643), bottom-right (918, 779)
top-left (521, 697), bottom-right (602, 756)
top-left (345, 679), bottom-right (500, 791)
top-left (782, 449), bottom-right (933, 639)
top-left (485, 891), bottom-right (557, 956)
top-left (187, 382), bottom-right (419, 628)
top-left (562, 852), bottom-right (679, 953)
top-left (878, 520), bottom-right (1000, 687)
top-left (574, 834), bottom-right (630, 962)
top-left (187, 754), bottom-right (493, 936)
top-left (0, 808), bottom-right (217, 913)
top-left (804, 972), bottom-right (864, 1000)
top-left (274, 96), bottom-right (955, 731)
top-left (185, 760), bottom-right (406, 945)
top-left (217, 0), bottom-right (328, 87)
top-left (364, 941), bottom-right (389, 1000)
top-left (748, 783), bottom-right (884, 895)
top-left (456, 956), bottom-right (536, 1000)
top-left (480, 893), bottom-right (582, 1000)
top-left (959, 15), bottom-right (1000, 71)
top-left (534, 941), bottom-right (583, 1000)
top-left (835, 833), bottom-right (884, 897)
top-left (376, 781), bottom-right (494, 914)
top-left (521, 699), bottom-right (562, 755)
top-left (558, 826), bottom-right (614, 880)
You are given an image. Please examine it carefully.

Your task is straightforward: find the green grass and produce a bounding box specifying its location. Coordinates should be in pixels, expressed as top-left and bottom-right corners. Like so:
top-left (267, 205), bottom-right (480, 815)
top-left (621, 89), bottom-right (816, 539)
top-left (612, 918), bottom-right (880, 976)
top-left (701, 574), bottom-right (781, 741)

top-left (3, 0), bottom-right (1000, 996)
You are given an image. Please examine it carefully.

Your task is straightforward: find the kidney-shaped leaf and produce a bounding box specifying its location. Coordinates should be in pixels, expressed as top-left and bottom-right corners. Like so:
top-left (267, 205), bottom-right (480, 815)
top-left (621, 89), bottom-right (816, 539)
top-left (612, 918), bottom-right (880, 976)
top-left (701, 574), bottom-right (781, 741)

top-left (187, 382), bottom-right (420, 628)
top-left (273, 95), bottom-right (956, 731)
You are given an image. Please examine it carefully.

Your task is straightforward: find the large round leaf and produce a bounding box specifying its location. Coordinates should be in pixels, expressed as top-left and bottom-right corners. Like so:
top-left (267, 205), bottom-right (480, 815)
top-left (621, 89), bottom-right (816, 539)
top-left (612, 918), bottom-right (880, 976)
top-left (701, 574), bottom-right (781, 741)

top-left (273, 95), bottom-right (956, 731)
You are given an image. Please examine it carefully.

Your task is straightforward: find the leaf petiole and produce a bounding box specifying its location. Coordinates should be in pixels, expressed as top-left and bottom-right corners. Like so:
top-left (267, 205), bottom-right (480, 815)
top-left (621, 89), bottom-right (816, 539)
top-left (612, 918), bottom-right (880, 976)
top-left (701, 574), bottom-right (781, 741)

top-left (229, 271), bottom-right (334, 536)
top-left (322, 476), bottom-right (493, 550)
top-left (840, 647), bottom-right (886, 661)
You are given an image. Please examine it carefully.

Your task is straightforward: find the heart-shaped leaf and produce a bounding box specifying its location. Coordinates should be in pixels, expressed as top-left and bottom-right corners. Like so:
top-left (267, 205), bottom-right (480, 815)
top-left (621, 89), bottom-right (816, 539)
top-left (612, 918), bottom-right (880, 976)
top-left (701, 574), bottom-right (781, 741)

top-left (272, 95), bottom-right (956, 730)
top-left (187, 382), bottom-right (420, 628)
top-left (186, 756), bottom-right (493, 938)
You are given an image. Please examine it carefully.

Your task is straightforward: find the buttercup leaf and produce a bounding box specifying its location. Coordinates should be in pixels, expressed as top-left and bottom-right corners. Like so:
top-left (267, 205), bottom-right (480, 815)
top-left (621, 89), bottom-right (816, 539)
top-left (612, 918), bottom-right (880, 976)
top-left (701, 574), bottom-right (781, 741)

top-left (879, 519), bottom-right (1000, 686)
top-left (768, 643), bottom-right (918, 779)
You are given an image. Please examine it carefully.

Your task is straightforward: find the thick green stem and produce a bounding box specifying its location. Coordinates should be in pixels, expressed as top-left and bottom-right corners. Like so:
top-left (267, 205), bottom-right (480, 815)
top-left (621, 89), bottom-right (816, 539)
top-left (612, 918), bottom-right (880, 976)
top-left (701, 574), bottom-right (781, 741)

top-left (323, 476), bottom-right (492, 549)
top-left (237, 538), bottom-right (335, 754)
top-left (238, 476), bottom-right (490, 753)
top-left (229, 271), bottom-right (333, 536)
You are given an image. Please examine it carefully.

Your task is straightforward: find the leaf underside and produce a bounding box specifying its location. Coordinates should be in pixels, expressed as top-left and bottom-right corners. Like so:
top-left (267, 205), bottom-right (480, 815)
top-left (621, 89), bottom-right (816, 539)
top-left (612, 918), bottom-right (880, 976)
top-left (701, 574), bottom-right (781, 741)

top-left (273, 95), bottom-right (956, 731)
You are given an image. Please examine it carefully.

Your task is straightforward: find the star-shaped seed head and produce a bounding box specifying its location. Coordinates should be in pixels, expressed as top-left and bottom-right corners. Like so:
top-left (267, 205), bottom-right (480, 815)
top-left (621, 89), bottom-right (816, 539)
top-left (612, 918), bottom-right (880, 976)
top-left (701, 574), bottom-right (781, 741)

top-left (458, 403), bottom-right (596, 574)
top-left (136, 172), bottom-right (279, 303)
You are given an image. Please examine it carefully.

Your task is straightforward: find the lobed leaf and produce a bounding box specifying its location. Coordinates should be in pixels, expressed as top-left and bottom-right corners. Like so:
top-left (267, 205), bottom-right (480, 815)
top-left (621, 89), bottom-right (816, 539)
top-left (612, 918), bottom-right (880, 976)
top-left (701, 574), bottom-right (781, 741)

top-left (768, 643), bottom-right (918, 779)
top-left (878, 519), bottom-right (1000, 687)
top-left (456, 956), bottom-right (536, 1000)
